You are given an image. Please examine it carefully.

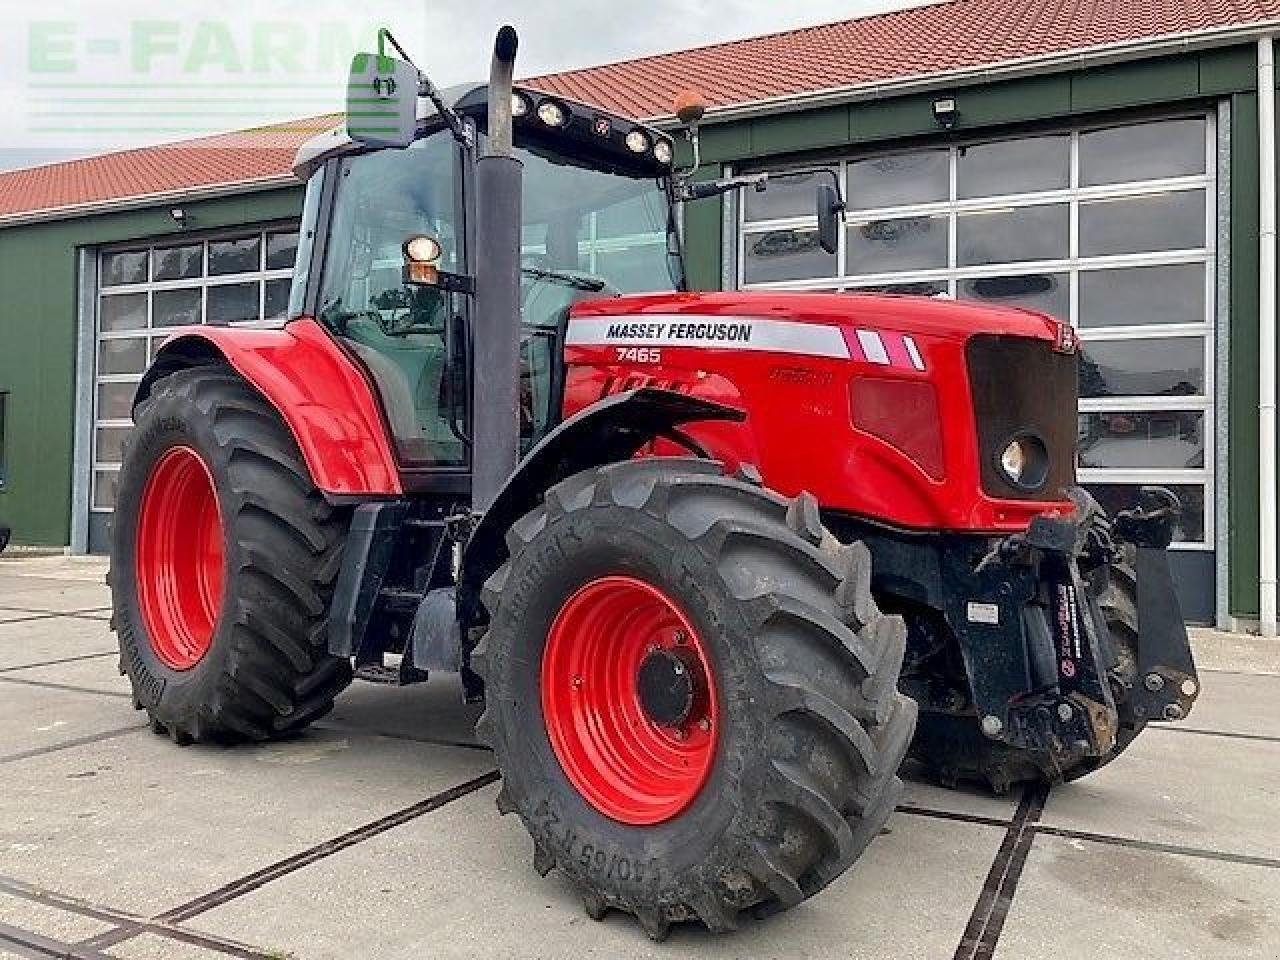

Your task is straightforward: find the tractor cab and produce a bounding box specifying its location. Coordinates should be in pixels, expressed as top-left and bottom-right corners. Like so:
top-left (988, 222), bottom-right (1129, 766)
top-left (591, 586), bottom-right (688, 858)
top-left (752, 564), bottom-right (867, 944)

top-left (290, 84), bottom-right (685, 467)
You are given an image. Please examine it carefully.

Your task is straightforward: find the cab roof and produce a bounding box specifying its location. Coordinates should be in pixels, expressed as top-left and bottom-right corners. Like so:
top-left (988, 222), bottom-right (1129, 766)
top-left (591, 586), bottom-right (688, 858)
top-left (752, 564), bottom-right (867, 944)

top-left (292, 83), bottom-right (675, 182)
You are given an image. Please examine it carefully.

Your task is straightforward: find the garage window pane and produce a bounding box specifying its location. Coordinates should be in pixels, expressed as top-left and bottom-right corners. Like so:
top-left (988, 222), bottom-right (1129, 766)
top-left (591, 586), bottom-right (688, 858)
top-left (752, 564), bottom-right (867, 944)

top-left (208, 236), bottom-right (261, 276)
top-left (99, 293), bottom-right (147, 332)
top-left (93, 470), bottom-right (120, 510)
top-left (744, 168), bottom-right (836, 222)
top-left (1080, 337), bottom-right (1204, 398)
top-left (207, 282), bottom-right (260, 325)
top-left (742, 228), bottom-right (836, 283)
top-left (1079, 264), bottom-right (1205, 328)
top-left (152, 288), bottom-right (203, 327)
top-left (153, 243), bottom-right (202, 281)
top-left (264, 279), bottom-right (291, 322)
top-left (957, 134), bottom-right (1069, 199)
top-left (96, 382), bottom-right (137, 421)
top-left (1079, 190), bottom-right (1205, 257)
top-left (847, 215), bottom-right (948, 275)
top-left (96, 337), bottom-right (148, 376)
top-left (1080, 118), bottom-right (1207, 186)
top-left (1085, 483), bottom-right (1204, 543)
top-left (265, 231), bottom-right (299, 270)
top-left (848, 150), bottom-right (948, 210)
top-left (1078, 411), bottom-right (1204, 470)
top-left (94, 426), bottom-right (132, 464)
top-left (958, 273), bottom-right (1069, 321)
top-left (101, 250), bottom-right (148, 286)
top-left (957, 203), bottom-right (1068, 266)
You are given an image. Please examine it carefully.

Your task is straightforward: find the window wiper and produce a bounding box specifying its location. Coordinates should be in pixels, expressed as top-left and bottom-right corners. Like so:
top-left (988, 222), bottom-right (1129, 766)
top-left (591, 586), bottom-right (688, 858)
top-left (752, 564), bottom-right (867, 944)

top-left (520, 266), bottom-right (606, 292)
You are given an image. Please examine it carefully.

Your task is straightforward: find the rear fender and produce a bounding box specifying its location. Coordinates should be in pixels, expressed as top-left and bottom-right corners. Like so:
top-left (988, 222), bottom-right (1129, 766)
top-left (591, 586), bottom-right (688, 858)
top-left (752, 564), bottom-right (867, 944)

top-left (457, 387), bottom-right (745, 627)
top-left (136, 319), bottom-right (402, 495)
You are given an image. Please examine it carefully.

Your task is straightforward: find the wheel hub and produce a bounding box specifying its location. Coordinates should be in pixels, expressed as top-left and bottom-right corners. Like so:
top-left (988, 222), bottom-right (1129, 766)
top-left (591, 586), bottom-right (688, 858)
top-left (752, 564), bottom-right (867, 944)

top-left (636, 648), bottom-right (697, 728)
top-left (541, 575), bottom-right (719, 825)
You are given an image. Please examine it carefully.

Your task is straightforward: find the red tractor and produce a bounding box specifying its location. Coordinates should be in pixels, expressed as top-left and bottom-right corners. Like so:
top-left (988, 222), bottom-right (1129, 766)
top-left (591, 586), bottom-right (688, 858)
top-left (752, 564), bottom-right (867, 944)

top-left (110, 28), bottom-right (1200, 938)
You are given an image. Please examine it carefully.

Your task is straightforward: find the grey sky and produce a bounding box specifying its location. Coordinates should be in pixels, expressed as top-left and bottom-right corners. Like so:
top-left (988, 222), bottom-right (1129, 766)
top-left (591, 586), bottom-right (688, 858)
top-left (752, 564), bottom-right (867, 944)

top-left (0, 0), bottom-right (924, 173)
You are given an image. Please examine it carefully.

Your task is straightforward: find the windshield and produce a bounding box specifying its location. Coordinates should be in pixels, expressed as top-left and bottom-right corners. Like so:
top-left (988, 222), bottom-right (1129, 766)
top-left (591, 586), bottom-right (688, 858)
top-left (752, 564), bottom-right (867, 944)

top-left (516, 142), bottom-right (680, 312)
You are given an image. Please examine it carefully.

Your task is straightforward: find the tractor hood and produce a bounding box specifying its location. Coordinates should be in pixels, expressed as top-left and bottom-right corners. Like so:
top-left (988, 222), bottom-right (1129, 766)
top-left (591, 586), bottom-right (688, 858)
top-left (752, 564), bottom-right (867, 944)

top-left (569, 291), bottom-right (1065, 347)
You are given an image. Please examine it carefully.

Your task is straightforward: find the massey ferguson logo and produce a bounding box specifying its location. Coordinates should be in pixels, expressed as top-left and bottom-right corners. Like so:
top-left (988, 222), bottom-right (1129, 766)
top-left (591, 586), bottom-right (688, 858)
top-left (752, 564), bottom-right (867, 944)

top-left (604, 321), bottom-right (754, 343)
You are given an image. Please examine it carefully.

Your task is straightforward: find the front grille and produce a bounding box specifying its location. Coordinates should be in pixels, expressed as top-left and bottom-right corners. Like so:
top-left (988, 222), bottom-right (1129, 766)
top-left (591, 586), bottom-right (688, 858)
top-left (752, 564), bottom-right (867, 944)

top-left (965, 334), bottom-right (1077, 501)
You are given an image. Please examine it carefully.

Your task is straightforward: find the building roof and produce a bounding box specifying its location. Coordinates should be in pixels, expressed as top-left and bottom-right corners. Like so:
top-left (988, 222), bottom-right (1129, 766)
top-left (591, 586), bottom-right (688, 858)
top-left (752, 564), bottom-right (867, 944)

top-left (529, 0), bottom-right (1280, 118)
top-left (2, 0), bottom-right (1278, 224)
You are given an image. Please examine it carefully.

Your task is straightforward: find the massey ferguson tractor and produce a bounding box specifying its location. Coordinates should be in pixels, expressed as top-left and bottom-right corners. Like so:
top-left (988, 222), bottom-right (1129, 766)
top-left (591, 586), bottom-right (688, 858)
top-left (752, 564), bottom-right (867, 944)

top-left (108, 27), bottom-right (1201, 938)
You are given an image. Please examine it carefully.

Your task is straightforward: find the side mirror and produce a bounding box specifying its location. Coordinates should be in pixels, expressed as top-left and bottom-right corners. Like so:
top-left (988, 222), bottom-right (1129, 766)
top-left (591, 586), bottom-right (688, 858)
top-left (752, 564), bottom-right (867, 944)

top-left (817, 183), bottom-right (844, 255)
top-left (346, 52), bottom-right (419, 149)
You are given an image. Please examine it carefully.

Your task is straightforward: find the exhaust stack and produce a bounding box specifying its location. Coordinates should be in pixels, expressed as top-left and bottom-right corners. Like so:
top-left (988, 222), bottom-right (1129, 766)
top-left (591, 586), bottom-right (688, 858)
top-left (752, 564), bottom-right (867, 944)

top-left (471, 25), bottom-right (523, 513)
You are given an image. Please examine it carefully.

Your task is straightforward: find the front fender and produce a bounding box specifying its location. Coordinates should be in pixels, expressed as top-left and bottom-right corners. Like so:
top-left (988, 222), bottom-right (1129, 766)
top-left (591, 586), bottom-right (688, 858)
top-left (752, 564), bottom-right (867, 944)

top-left (136, 318), bottom-right (402, 495)
top-left (458, 387), bottom-right (745, 624)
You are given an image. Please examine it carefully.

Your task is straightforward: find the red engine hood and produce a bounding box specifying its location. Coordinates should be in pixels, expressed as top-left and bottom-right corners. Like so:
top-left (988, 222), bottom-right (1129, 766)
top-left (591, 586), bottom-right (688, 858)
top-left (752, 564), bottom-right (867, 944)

top-left (570, 290), bottom-right (1062, 344)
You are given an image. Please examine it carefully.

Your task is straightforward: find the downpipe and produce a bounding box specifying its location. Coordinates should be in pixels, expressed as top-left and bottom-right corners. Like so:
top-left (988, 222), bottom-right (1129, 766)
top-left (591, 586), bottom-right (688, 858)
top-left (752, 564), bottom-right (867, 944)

top-left (1259, 35), bottom-right (1278, 637)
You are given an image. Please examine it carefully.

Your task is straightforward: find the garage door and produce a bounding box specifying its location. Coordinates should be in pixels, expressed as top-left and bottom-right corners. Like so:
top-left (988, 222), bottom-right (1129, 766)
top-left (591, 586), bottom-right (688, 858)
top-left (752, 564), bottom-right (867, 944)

top-left (87, 224), bottom-right (299, 552)
top-left (735, 114), bottom-right (1218, 619)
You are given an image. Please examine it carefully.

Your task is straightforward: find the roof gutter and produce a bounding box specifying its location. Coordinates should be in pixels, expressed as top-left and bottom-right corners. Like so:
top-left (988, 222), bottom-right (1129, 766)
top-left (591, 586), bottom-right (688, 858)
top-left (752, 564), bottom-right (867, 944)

top-left (645, 20), bottom-right (1280, 127)
top-left (0, 174), bottom-right (298, 230)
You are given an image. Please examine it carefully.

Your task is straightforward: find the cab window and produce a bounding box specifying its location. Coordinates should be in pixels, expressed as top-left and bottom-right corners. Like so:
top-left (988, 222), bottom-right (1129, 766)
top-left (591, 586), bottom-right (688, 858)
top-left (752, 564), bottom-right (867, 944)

top-left (317, 136), bottom-right (465, 467)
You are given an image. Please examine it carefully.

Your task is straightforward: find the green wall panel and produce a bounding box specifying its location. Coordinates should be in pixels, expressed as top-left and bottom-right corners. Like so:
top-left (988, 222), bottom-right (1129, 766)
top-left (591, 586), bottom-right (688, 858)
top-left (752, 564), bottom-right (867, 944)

top-left (1070, 55), bottom-right (1200, 112)
top-left (0, 186), bottom-right (303, 546)
top-left (1201, 45), bottom-right (1256, 97)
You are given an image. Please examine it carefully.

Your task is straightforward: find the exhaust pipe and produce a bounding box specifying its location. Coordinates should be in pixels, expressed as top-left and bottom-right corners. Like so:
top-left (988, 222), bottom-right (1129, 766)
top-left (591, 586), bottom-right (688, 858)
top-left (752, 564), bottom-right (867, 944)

top-left (471, 25), bottom-right (523, 513)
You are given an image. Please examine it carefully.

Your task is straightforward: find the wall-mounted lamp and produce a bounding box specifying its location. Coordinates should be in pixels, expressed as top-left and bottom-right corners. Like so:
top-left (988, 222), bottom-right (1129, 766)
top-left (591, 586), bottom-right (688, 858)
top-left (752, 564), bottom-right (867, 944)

top-left (932, 97), bottom-right (959, 130)
top-left (170, 207), bottom-right (188, 227)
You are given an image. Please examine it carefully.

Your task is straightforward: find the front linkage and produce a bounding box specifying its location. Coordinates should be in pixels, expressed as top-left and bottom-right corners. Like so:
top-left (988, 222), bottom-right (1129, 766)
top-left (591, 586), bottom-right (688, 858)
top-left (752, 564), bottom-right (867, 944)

top-left (864, 486), bottom-right (1200, 791)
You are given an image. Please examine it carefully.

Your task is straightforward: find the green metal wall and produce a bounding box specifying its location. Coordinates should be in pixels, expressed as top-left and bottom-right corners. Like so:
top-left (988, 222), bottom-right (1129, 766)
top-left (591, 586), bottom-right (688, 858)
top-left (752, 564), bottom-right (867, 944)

top-left (0, 187), bottom-right (303, 546)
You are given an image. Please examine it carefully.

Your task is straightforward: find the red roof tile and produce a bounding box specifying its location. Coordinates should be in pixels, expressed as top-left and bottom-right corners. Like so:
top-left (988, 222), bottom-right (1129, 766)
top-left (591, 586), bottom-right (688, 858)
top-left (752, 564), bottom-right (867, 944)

top-left (2, 0), bottom-right (1277, 221)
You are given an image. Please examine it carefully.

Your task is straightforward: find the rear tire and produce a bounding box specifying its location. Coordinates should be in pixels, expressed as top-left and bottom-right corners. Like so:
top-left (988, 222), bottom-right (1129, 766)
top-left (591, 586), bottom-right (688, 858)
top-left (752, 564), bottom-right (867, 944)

top-left (474, 458), bottom-right (916, 938)
top-left (110, 365), bottom-right (352, 743)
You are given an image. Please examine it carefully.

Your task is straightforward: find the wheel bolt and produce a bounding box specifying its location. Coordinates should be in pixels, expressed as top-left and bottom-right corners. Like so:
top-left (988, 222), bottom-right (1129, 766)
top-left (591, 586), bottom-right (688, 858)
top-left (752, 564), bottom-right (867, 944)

top-left (1163, 703), bottom-right (1184, 721)
top-left (1057, 702), bottom-right (1074, 723)
top-left (698, 717), bottom-right (711, 731)
top-left (673, 630), bottom-right (686, 645)
top-left (1180, 678), bottom-right (1198, 697)
top-left (1143, 673), bottom-right (1165, 692)
top-left (572, 675), bottom-right (582, 689)
top-left (980, 715), bottom-right (1003, 738)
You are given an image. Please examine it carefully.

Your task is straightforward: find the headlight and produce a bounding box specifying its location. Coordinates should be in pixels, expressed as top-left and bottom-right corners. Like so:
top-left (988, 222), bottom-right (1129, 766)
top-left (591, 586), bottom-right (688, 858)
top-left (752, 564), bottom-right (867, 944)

top-left (511, 93), bottom-right (530, 118)
top-left (653, 140), bottom-right (673, 164)
top-left (537, 100), bottom-right (566, 127)
top-left (625, 129), bottom-right (650, 153)
top-left (998, 435), bottom-right (1049, 490)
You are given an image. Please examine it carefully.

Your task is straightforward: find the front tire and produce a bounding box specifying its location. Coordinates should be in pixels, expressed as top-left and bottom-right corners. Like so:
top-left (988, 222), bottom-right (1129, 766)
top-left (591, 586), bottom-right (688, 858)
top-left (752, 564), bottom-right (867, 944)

top-left (110, 365), bottom-right (352, 743)
top-left (474, 459), bottom-right (916, 938)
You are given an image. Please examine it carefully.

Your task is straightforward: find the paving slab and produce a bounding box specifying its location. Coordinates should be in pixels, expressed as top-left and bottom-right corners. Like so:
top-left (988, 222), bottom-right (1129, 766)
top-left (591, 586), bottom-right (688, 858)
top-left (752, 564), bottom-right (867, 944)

top-left (0, 574), bottom-right (110, 614)
top-left (104, 932), bottom-right (273, 960)
top-left (318, 677), bottom-right (486, 750)
top-left (0, 616), bottom-right (116, 671)
top-left (899, 763), bottom-right (1018, 823)
top-left (1041, 727), bottom-right (1280, 860)
top-left (1171, 670), bottom-right (1280, 740)
top-left (2, 656), bottom-right (130, 698)
top-left (186, 781), bottom-right (1002, 960)
top-left (0, 680), bottom-right (143, 760)
top-left (0, 890), bottom-right (117, 944)
top-left (1190, 628), bottom-right (1280, 675)
top-left (0, 727), bottom-right (492, 917)
top-left (996, 833), bottom-right (1280, 960)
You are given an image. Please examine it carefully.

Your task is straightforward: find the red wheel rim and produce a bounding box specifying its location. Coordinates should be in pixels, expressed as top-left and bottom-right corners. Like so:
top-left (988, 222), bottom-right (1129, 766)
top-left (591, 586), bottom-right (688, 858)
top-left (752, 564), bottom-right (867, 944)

top-left (135, 446), bottom-right (224, 671)
top-left (541, 575), bottom-right (719, 825)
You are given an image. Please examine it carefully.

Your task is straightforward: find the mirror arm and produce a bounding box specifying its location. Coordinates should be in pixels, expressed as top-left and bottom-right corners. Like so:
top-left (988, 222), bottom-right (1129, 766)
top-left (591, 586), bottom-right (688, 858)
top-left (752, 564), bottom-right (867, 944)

top-left (376, 27), bottom-right (469, 146)
top-left (674, 172), bottom-right (769, 202)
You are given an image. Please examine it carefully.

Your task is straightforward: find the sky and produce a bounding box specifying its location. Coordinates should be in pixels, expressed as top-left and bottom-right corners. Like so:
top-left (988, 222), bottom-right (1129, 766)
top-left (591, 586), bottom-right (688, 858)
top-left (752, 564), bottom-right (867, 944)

top-left (0, 0), bottom-right (928, 173)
